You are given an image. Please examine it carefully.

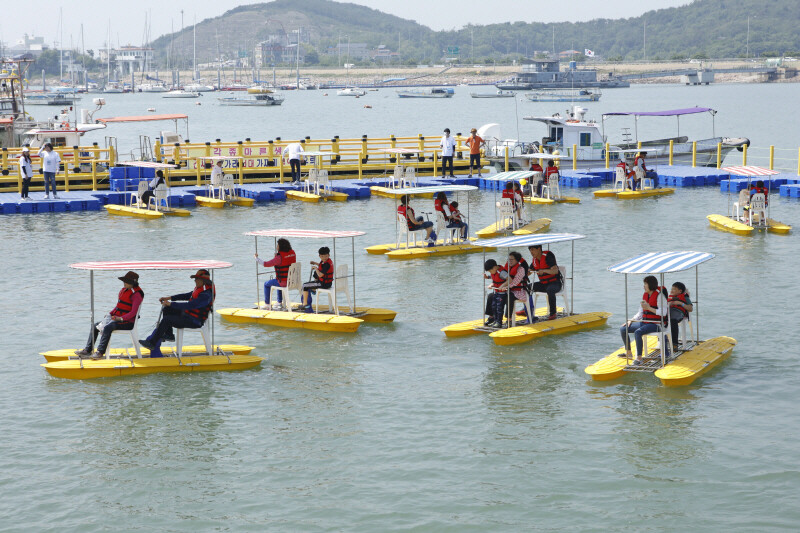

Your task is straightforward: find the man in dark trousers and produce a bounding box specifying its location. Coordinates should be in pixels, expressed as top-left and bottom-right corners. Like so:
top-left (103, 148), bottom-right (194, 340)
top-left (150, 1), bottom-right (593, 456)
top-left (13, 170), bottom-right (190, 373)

top-left (529, 244), bottom-right (563, 321)
top-left (139, 269), bottom-right (215, 357)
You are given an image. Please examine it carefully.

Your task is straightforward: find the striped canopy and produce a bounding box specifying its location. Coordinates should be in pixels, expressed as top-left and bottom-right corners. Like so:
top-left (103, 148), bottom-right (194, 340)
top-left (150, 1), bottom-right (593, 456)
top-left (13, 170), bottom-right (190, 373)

top-left (723, 165), bottom-right (780, 177)
top-left (118, 161), bottom-right (178, 169)
top-left (390, 185), bottom-right (478, 194)
top-left (70, 260), bottom-right (233, 271)
top-left (245, 229), bottom-right (366, 239)
top-left (475, 233), bottom-right (585, 248)
top-left (483, 171), bottom-right (537, 182)
top-left (608, 251), bottom-right (714, 274)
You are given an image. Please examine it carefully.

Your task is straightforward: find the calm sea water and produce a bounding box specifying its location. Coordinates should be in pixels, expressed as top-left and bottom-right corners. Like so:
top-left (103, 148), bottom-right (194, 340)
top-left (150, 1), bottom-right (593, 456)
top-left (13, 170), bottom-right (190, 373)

top-left (1, 84), bottom-right (799, 532)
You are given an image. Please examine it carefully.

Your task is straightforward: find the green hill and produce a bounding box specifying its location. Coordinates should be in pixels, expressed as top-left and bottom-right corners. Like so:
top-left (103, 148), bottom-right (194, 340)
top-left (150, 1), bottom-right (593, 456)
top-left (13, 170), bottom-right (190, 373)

top-left (149, 0), bottom-right (800, 65)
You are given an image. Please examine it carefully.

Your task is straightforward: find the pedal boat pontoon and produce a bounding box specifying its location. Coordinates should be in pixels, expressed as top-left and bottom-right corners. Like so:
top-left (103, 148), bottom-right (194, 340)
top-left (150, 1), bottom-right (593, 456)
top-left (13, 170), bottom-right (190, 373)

top-left (474, 171), bottom-right (552, 238)
top-left (707, 165), bottom-right (791, 235)
top-left (104, 161), bottom-right (191, 218)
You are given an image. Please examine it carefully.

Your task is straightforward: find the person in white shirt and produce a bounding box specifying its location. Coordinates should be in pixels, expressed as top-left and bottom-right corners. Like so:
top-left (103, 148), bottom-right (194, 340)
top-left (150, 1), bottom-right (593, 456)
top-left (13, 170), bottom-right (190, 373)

top-left (284, 140), bottom-right (305, 184)
top-left (140, 170), bottom-right (166, 206)
top-left (439, 128), bottom-right (456, 178)
top-left (37, 143), bottom-right (61, 199)
top-left (18, 146), bottom-right (33, 200)
top-left (210, 160), bottom-right (224, 194)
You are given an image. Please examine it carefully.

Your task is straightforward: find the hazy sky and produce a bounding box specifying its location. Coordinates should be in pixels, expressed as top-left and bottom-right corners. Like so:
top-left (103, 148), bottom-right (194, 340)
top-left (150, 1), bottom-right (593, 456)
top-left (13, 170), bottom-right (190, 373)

top-left (3, 0), bottom-right (690, 50)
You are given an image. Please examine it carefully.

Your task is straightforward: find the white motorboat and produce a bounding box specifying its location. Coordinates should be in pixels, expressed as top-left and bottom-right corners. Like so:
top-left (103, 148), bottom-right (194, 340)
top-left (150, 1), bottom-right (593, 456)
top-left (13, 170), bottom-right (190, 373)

top-left (470, 89), bottom-right (515, 98)
top-left (184, 83), bottom-right (215, 92)
top-left (163, 90), bottom-right (200, 99)
top-left (217, 92), bottom-right (284, 106)
top-left (139, 83), bottom-right (169, 93)
top-left (25, 93), bottom-right (81, 106)
top-left (103, 82), bottom-right (124, 93)
top-left (525, 89), bottom-right (601, 102)
top-left (397, 87), bottom-right (454, 98)
top-left (337, 87), bottom-right (366, 96)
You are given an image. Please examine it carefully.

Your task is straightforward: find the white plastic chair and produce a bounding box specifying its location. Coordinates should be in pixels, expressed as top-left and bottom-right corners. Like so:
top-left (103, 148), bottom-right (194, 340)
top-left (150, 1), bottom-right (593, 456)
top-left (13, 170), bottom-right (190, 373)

top-left (613, 167), bottom-right (630, 191)
top-left (530, 171), bottom-right (544, 197)
top-left (498, 198), bottom-right (518, 232)
top-left (435, 211), bottom-right (458, 244)
top-left (396, 212), bottom-right (423, 248)
top-left (389, 165), bottom-right (404, 189)
top-left (635, 167), bottom-right (654, 189)
top-left (540, 173), bottom-right (561, 200)
top-left (210, 169), bottom-right (224, 198)
top-left (149, 184), bottom-right (168, 212)
top-left (733, 188), bottom-right (750, 220)
top-left (532, 265), bottom-right (571, 315)
top-left (317, 169), bottom-right (330, 196)
top-left (511, 295), bottom-right (533, 327)
top-left (108, 302), bottom-right (143, 358)
top-left (176, 320), bottom-right (212, 357)
top-left (221, 174), bottom-right (236, 200)
top-left (269, 262), bottom-right (301, 313)
top-left (305, 168), bottom-right (319, 194)
top-left (133, 180), bottom-right (149, 207)
top-left (314, 264), bottom-right (353, 315)
top-left (678, 313), bottom-right (694, 347)
top-left (402, 166), bottom-right (417, 188)
top-left (642, 326), bottom-right (673, 365)
top-left (747, 193), bottom-right (767, 226)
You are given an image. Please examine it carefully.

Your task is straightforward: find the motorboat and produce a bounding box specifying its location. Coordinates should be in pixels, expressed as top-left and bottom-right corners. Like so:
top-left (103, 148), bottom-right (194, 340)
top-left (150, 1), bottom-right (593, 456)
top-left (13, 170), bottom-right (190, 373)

top-left (184, 83), bottom-right (214, 92)
top-left (397, 87), bottom-right (454, 98)
top-left (525, 89), bottom-right (601, 102)
top-left (103, 82), bottom-right (124, 93)
top-left (25, 93), bottom-right (80, 106)
top-left (337, 87), bottom-right (366, 96)
top-left (163, 90), bottom-right (200, 98)
top-left (217, 92), bottom-right (284, 106)
top-left (470, 90), bottom-right (515, 98)
top-left (139, 83), bottom-right (169, 93)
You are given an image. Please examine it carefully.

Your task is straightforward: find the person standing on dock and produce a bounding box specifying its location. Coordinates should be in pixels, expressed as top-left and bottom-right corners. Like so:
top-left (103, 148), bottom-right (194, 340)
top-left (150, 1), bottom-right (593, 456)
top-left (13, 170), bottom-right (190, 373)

top-left (285, 140), bottom-right (305, 184)
top-left (465, 128), bottom-right (485, 178)
top-left (440, 128), bottom-right (456, 178)
top-left (37, 143), bottom-right (61, 199)
top-left (18, 147), bottom-right (33, 201)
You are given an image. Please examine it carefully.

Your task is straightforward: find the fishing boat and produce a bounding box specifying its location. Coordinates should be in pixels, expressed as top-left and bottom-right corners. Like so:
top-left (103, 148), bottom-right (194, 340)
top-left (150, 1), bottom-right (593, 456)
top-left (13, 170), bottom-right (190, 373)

top-left (442, 233), bottom-right (611, 345)
top-left (474, 171), bottom-right (553, 238)
top-left (519, 154), bottom-right (581, 204)
top-left (163, 90), bottom-right (200, 98)
top-left (707, 165), bottom-right (791, 235)
top-left (217, 92), bottom-right (284, 106)
top-left (594, 149), bottom-right (675, 199)
top-left (365, 184), bottom-right (495, 260)
top-left (470, 90), bottom-right (515, 98)
top-left (194, 156), bottom-right (255, 208)
top-left (481, 105), bottom-right (750, 171)
top-left (585, 251), bottom-right (736, 386)
top-left (397, 87), bottom-right (454, 98)
top-left (217, 229), bottom-right (397, 332)
top-left (25, 93), bottom-right (80, 106)
top-left (337, 87), bottom-right (366, 97)
top-left (525, 89), bottom-right (601, 102)
top-left (104, 161), bottom-right (191, 218)
top-left (41, 260), bottom-right (262, 380)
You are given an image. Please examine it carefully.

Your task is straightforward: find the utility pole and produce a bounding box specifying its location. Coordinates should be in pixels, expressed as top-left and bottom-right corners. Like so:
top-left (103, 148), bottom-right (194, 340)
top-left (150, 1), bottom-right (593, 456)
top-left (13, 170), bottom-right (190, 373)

top-left (746, 16), bottom-right (750, 58)
top-left (470, 28), bottom-right (474, 61)
top-left (643, 20), bottom-right (646, 61)
top-left (552, 26), bottom-right (555, 57)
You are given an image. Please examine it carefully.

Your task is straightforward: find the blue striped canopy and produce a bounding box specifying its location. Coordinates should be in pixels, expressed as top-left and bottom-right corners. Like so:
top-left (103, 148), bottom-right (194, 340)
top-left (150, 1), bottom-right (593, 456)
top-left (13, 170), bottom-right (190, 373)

top-left (391, 185), bottom-right (478, 194)
top-left (482, 171), bottom-right (537, 182)
top-left (608, 251), bottom-right (715, 274)
top-left (475, 233), bottom-right (585, 248)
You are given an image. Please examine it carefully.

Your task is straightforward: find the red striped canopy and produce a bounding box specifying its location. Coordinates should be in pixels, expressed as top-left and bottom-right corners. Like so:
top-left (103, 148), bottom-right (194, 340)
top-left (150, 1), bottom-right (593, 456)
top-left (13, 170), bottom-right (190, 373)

top-left (118, 161), bottom-right (178, 169)
top-left (245, 229), bottom-right (365, 239)
top-left (723, 165), bottom-right (780, 177)
top-left (70, 260), bottom-right (233, 271)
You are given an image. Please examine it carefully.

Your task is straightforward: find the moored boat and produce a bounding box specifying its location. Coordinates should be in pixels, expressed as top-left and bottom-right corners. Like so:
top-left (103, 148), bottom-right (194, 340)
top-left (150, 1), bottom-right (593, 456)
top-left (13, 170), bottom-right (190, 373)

top-left (525, 89), bottom-right (601, 102)
top-left (397, 87), bottom-right (454, 98)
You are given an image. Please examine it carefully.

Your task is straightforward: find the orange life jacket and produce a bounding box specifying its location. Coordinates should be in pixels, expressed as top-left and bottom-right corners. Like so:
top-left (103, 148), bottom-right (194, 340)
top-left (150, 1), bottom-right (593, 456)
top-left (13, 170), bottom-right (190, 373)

top-left (668, 292), bottom-right (690, 318)
top-left (316, 258), bottom-right (334, 287)
top-left (398, 205), bottom-right (416, 230)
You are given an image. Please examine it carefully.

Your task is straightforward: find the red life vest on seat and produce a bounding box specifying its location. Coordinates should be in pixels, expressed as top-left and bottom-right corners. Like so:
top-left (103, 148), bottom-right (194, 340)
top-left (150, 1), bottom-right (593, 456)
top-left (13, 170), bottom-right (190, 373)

top-left (110, 287), bottom-right (144, 323)
top-left (501, 188), bottom-right (514, 199)
top-left (668, 292), bottom-right (690, 318)
top-left (545, 166), bottom-right (559, 178)
top-left (316, 258), bottom-right (334, 287)
top-left (642, 288), bottom-right (666, 325)
top-left (398, 205), bottom-right (415, 230)
top-left (274, 250), bottom-right (297, 283)
top-left (185, 283), bottom-right (215, 323)
top-left (530, 163), bottom-right (543, 172)
top-left (531, 250), bottom-right (558, 284)
top-left (490, 266), bottom-right (507, 290)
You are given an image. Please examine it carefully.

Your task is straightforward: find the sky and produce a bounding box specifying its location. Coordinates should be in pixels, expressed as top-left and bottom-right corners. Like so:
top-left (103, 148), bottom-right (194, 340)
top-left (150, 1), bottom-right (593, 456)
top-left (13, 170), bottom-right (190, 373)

top-left (2, 0), bottom-right (690, 51)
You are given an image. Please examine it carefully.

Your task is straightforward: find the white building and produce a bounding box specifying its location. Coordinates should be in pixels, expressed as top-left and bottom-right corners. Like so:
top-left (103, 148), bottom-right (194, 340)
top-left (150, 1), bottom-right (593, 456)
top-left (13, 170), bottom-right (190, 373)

top-left (114, 47), bottom-right (154, 75)
top-left (8, 34), bottom-right (48, 57)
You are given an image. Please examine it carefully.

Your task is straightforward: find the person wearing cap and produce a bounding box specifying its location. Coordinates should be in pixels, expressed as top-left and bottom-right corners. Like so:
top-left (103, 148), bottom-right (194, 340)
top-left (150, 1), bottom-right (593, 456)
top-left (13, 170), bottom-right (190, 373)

top-left (210, 159), bottom-right (225, 194)
top-left (19, 146), bottom-right (33, 201)
top-left (439, 128), bottom-right (456, 178)
top-left (140, 170), bottom-right (166, 207)
top-left (75, 271), bottom-right (143, 359)
top-left (139, 269), bottom-right (215, 357)
top-left (284, 139), bottom-right (305, 184)
top-left (37, 142), bottom-right (61, 199)
top-left (465, 128), bottom-right (485, 178)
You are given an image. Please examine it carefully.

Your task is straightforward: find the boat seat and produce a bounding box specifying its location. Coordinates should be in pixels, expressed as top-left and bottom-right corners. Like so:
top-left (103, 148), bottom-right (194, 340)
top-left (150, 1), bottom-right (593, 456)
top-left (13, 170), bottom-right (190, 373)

top-left (642, 325), bottom-right (674, 366)
top-left (314, 264), bottom-right (353, 315)
top-left (635, 167), bottom-right (654, 189)
top-left (210, 169), bottom-right (224, 199)
top-left (529, 171), bottom-right (544, 196)
top-left (532, 265), bottom-right (571, 315)
top-left (132, 180), bottom-right (149, 208)
top-left (269, 262), bottom-right (302, 314)
top-left (149, 184), bottom-right (168, 212)
top-left (396, 212), bottom-right (424, 248)
top-left (221, 175), bottom-right (236, 200)
top-left (511, 295), bottom-right (533, 327)
top-left (402, 166), bottom-right (417, 188)
top-left (497, 197), bottom-right (518, 232)
top-left (176, 319), bottom-right (212, 358)
top-left (305, 168), bottom-right (319, 195)
top-left (317, 170), bottom-right (330, 196)
top-left (613, 167), bottom-right (632, 191)
top-left (108, 302), bottom-right (143, 358)
top-left (389, 165), bottom-right (404, 189)
top-left (435, 211), bottom-right (458, 244)
top-left (541, 173), bottom-right (561, 200)
top-left (733, 188), bottom-right (750, 221)
top-left (747, 193), bottom-right (767, 226)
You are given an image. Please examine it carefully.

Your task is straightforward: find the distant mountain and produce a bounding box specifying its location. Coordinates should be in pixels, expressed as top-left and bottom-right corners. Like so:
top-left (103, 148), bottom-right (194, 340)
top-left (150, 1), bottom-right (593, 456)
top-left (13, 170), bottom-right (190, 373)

top-left (149, 0), bottom-right (800, 66)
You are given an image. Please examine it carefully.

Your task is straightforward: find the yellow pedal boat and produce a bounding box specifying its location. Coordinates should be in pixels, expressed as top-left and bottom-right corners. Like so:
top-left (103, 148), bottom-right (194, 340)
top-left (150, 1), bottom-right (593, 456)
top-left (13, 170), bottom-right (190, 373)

top-left (476, 218), bottom-right (551, 239)
top-left (42, 353), bottom-right (263, 380)
top-left (195, 195), bottom-right (227, 208)
top-left (218, 308), bottom-right (363, 332)
top-left (41, 344), bottom-right (255, 363)
top-left (524, 195), bottom-right (580, 204)
top-left (287, 190), bottom-right (349, 202)
top-left (365, 238), bottom-right (495, 259)
top-left (105, 204), bottom-right (164, 219)
top-left (370, 186), bottom-right (434, 199)
top-left (255, 302), bottom-right (396, 323)
top-left (707, 214), bottom-right (791, 235)
top-left (585, 336), bottom-right (736, 386)
top-left (594, 188), bottom-right (675, 199)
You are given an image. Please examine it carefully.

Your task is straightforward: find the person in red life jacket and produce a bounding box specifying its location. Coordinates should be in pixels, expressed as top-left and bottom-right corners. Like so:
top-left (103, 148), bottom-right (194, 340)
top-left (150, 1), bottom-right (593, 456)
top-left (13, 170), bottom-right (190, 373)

top-left (255, 238), bottom-right (297, 309)
top-left (667, 281), bottom-right (693, 351)
top-left (300, 246), bottom-right (334, 312)
top-left (541, 159), bottom-right (560, 197)
top-left (500, 181), bottom-right (523, 222)
top-left (634, 151), bottom-right (658, 188)
top-left (434, 192), bottom-right (453, 223)
top-left (491, 252), bottom-right (530, 326)
top-left (529, 160), bottom-right (543, 173)
top-left (74, 271), bottom-right (143, 360)
top-left (750, 180), bottom-right (769, 206)
top-left (398, 194), bottom-right (436, 246)
top-left (512, 182), bottom-right (525, 223)
top-left (447, 200), bottom-right (469, 240)
top-left (617, 156), bottom-right (637, 190)
top-left (483, 259), bottom-right (508, 327)
top-left (620, 275), bottom-right (669, 365)
top-left (528, 244), bottom-right (562, 321)
top-left (139, 269), bottom-right (215, 358)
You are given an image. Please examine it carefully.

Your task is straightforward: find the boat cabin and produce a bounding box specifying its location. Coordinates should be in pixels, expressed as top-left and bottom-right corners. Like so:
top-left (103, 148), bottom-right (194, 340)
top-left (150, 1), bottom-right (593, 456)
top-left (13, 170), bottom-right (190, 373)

top-left (524, 106), bottom-right (606, 161)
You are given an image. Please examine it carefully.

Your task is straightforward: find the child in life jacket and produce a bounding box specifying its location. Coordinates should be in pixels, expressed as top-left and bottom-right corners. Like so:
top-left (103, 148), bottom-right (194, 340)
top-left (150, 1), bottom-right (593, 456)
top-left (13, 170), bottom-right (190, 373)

top-left (447, 200), bottom-right (469, 240)
top-left (512, 182), bottom-right (525, 223)
top-left (750, 180), bottom-right (769, 206)
top-left (300, 246), bottom-right (334, 312)
top-left (617, 157), bottom-right (637, 190)
top-left (483, 259), bottom-right (508, 327)
top-left (667, 281), bottom-right (693, 350)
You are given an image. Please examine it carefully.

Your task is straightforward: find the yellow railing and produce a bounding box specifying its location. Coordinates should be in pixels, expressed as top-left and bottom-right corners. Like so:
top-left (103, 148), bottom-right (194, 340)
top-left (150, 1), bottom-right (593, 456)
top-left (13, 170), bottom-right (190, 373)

top-left (0, 145), bottom-right (116, 193)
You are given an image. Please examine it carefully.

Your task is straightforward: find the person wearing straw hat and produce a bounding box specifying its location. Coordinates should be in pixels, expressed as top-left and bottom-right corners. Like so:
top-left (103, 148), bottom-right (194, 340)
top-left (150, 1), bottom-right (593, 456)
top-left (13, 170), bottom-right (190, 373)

top-left (465, 128), bottom-right (485, 178)
top-left (74, 271), bottom-right (143, 360)
top-left (139, 269), bottom-right (215, 358)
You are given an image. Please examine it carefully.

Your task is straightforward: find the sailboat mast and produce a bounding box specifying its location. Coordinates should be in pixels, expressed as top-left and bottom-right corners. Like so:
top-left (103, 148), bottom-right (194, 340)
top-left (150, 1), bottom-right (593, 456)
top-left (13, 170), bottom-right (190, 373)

top-left (193, 16), bottom-right (197, 81)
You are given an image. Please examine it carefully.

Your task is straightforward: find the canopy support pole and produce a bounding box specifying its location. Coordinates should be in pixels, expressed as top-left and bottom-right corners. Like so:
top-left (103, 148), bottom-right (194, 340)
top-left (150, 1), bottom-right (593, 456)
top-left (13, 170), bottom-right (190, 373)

top-left (660, 272), bottom-right (667, 368)
top-left (351, 236), bottom-right (357, 312)
top-left (254, 236), bottom-right (259, 308)
top-left (90, 271), bottom-right (95, 333)
top-left (333, 237), bottom-right (338, 311)
top-left (624, 274), bottom-right (629, 364)
top-left (571, 240), bottom-right (575, 314)
top-left (696, 266), bottom-right (700, 343)
top-left (211, 268), bottom-right (216, 356)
